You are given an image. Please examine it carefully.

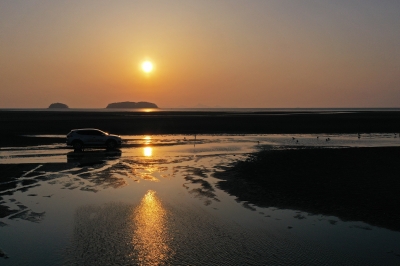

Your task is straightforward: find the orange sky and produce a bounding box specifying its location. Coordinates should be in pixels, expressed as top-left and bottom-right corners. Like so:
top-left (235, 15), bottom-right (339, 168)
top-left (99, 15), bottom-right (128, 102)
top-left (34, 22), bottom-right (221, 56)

top-left (1, 1), bottom-right (400, 108)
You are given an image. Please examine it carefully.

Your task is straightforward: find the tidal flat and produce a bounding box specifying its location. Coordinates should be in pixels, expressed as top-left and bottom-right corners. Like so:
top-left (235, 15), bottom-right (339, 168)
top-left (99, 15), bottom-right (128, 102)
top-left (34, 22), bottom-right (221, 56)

top-left (1, 133), bottom-right (400, 265)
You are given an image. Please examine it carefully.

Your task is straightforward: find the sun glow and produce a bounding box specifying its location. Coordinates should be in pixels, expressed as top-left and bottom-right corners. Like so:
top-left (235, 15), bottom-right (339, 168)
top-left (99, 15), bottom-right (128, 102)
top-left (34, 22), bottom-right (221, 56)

top-left (141, 61), bottom-right (153, 73)
top-left (143, 147), bottom-right (153, 157)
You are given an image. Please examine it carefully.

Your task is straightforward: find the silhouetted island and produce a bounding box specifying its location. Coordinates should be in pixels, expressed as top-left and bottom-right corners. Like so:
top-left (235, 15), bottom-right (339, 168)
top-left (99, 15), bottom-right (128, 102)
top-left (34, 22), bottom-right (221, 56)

top-left (106, 101), bottom-right (158, 108)
top-left (48, 103), bottom-right (69, 109)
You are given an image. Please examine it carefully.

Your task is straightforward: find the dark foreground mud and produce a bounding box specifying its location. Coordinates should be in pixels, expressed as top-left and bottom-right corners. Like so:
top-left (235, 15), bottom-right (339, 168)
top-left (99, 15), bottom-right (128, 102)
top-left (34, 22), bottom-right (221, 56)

top-left (215, 147), bottom-right (400, 232)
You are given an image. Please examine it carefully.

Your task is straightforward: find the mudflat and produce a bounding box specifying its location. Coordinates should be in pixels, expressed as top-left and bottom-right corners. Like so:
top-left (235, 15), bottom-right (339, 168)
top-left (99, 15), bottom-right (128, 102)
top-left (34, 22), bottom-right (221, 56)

top-left (216, 146), bottom-right (400, 232)
top-left (1, 110), bottom-right (400, 136)
top-left (1, 132), bottom-right (400, 264)
top-left (1, 110), bottom-right (399, 147)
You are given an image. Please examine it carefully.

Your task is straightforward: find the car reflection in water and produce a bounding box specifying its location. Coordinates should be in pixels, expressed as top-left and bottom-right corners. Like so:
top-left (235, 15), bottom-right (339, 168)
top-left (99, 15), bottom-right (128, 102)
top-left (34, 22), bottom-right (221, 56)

top-left (67, 149), bottom-right (122, 167)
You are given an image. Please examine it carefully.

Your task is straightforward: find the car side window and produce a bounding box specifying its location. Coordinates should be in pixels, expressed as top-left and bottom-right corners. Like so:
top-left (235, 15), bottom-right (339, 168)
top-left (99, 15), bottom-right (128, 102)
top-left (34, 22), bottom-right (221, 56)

top-left (92, 131), bottom-right (104, 136)
top-left (77, 130), bottom-right (90, 135)
top-left (75, 130), bottom-right (104, 136)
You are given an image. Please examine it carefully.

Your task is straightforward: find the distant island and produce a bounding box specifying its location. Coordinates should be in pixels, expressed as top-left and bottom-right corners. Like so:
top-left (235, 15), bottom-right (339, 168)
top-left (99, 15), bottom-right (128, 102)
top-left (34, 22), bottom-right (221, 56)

top-left (106, 101), bottom-right (158, 108)
top-left (48, 103), bottom-right (69, 109)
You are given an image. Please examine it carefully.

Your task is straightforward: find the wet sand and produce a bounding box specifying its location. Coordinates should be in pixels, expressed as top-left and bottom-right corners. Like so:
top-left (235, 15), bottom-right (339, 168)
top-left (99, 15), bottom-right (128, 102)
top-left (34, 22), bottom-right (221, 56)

top-left (1, 134), bottom-right (400, 264)
top-left (215, 146), bottom-right (400, 232)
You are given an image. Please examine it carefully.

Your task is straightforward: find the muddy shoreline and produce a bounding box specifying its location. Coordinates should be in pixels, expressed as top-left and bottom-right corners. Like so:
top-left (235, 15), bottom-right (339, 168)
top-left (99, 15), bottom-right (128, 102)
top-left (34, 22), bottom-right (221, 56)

top-left (1, 110), bottom-right (399, 147)
top-left (1, 110), bottom-right (400, 136)
top-left (215, 146), bottom-right (400, 232)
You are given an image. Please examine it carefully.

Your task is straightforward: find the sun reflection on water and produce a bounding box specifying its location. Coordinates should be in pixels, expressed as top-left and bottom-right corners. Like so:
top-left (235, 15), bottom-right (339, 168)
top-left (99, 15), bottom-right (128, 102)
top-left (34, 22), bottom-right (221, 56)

top-left (143, 147), bottom-right (153, 157)
top-left (132, 190), bottom-right (172, 265)
top-left (144, 136), bottom-right (152, 144)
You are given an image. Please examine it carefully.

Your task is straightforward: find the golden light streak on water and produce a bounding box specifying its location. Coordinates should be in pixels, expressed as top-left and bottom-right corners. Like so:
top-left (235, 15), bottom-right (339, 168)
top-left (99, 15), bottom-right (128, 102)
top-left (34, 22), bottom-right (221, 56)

top-left (132, 190), bottom-right (172, 265)
top-left (143, 136), bottom-right (152, 145)
top-left (143, 147), bottom-right (153, 157)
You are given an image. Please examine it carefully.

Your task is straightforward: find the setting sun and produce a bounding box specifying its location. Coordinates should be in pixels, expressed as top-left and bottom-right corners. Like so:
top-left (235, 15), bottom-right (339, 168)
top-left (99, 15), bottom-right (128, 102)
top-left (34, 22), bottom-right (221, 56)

top-left (141, 61), bottom-right (153, 73)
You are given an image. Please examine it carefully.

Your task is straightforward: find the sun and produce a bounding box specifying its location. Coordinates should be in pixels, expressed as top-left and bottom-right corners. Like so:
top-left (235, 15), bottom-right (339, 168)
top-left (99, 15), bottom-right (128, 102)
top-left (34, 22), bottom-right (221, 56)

top-left (141, 61), bottom-right (153, 73)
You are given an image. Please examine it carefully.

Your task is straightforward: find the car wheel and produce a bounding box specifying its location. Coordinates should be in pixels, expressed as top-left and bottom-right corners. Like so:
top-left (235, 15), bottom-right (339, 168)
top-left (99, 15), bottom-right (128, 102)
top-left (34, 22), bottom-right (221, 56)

top-left (106, 140), bottom-right (117, 150)
top-left (72, 140), bottom-right (83, 151)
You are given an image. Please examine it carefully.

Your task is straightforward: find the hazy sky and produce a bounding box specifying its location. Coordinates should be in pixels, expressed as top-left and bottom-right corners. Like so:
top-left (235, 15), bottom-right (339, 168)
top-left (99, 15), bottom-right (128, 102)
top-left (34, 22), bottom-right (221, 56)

top-left (1, 0), bottom-right (399, 108)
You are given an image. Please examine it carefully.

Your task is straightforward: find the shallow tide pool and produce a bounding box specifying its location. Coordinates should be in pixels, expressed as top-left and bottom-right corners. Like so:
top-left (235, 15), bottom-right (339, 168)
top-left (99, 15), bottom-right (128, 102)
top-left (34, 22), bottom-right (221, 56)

top-left (1, 134), bottom-right (400, 265)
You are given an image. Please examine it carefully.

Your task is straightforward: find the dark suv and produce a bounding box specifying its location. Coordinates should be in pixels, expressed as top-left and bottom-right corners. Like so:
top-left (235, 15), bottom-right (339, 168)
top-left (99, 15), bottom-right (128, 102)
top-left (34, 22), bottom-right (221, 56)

top-left (66, 128), bottom-right (122, 150)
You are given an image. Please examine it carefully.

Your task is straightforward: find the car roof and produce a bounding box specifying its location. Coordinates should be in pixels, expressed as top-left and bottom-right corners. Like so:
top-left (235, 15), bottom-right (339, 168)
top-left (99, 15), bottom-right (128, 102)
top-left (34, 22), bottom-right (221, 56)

top-left (71, 128), bottom-right (102, 132)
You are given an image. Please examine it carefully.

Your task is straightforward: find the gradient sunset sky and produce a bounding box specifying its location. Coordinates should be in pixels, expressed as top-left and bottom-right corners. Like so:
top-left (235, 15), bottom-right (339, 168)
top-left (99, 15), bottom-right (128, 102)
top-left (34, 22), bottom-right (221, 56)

top-left (1, 0), bottom-right (399, 108)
